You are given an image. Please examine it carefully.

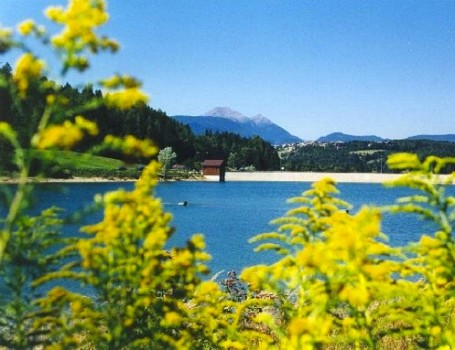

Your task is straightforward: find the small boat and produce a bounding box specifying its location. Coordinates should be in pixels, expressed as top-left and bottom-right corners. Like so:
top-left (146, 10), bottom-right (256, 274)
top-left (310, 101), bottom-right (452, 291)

top-left (178, 200), bottom-right (188, 206)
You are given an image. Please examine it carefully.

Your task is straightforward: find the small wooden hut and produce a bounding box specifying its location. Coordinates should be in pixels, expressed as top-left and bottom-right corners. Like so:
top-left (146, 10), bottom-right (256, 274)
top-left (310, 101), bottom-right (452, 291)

top-left (202, 159), bottom-right (225, 182)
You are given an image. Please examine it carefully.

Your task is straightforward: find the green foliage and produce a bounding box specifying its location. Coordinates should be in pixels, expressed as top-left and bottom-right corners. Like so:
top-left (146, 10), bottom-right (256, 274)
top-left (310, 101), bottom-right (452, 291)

top-left (0, 207), bottom-right (69, 349)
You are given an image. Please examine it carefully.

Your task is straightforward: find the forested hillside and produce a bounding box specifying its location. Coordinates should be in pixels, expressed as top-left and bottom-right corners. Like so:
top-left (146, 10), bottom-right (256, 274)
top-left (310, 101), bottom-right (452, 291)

top-left (0, 63), bottom-right (280, 173)
top-left (280, 140), bottom-right (455, 173)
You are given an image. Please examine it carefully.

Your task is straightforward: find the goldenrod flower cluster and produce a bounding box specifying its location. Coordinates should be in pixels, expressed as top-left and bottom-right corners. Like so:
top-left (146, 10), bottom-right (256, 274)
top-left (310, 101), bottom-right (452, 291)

top-left (46, 0), bottom-right (119, 71)
top-left (32, 116), bottom-right (98, 150)
top-left (13, 53), bottom-right (45, 98)
top-left (105, 87), bottom-right (149, 109)
top-left (17, 19), bottom-right (45, 37)
top-left (102, 74), bottom-right (149, 109)
top-left (103, 134), bottom-right (157, 158)
top-left (238, 156), bottom-right (455, 349)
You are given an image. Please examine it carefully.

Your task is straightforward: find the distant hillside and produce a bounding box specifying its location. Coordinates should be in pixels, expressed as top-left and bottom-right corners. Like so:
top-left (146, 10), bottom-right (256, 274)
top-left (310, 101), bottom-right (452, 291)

top-left (172, 107), bottom-right (302, 145)
top-left (278, 138), bottom-right (455, 173)
top-left (406, 134), bottom-right (455, 142)
top-left (317, 132), bottom-right (385, 143)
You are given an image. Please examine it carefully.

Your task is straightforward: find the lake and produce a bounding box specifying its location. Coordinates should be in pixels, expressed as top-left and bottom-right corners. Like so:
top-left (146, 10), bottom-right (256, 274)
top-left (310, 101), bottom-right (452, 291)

top-left (2, 180), bottom-right (452, 274)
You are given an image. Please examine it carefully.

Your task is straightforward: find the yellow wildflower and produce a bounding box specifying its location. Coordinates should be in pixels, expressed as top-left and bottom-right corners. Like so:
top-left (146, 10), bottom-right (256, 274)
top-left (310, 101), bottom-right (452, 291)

top-left (105, 87), bottom-right (149, 109)
top-left (13, 53), bottom-right (45, 98)
top-left (172, 249), bottom-right (193, 267)
top-left (241, 265), bottom-right (268, 291)
top-left (104, 134), bottom-right (157, 158)
top-left (75, 115), bottom-right (98, 135)
top-left (0, 27), bottom-right (13, 53)
top-left (46, 286), bottom-right (68, 302)
top-left (387, 152), bottom-right (422, 170)
top-left (197, 281), bottom-right (219, 296)
top-left (45, 6), bottom-right (64, 22)
top-left (101, 74), bottom-right (121, 88)
top-left (101, 74), bottom-right (141, 89)
top-left (339, 283), bottom-right (370, 308)
top-left (34, 116), bottom-right (97, 149)
top-left (45, 0), bottom-right (118, 71)
top-left (70, 300), bottom-right (83, 313)
top-left (143, 228), bottom-right (167, 250)
top-left (17, 19), bottom-right (35, 36)
top-left (162, 311), bottom-right (182, 326)
top-left (420, 235), bottom-right (441, 249)
top-left (220, 340), bottom-right (245, 350)
top-left (289, 318), bottom-right (309, 336)
top-left (46, 94), bottom-right (56, 105)
top-left (342, 317), bottom-right (356, 328)
top-left (254, 312), bottom-right (274, 325)
top-left (430, 326), bottom-right (441, 337)
top-left (0, 122), bottom-right (16, 142)
top-left (190, 234), bottom-right (206, 250)
top-left (38, 123), bottom-right (82, 149)
top-left (362, 262), bottom-right (393, 281)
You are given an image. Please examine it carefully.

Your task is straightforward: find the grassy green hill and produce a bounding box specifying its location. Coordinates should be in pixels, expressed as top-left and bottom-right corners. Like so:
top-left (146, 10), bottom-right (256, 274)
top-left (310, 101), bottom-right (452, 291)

top-left (48, 151), bottom-right (126, 170)
top-left (37, 151), bottom-right (202, 180)
top-left (35, 151), bottom-right (142, 179)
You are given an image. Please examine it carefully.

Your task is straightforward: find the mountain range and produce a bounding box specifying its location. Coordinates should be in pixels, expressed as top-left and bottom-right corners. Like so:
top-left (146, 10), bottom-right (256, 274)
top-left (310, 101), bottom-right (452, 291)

top-left (171, 107), bottom-right (302, 145)
top-left (172, 107), bottom-right (455, 144)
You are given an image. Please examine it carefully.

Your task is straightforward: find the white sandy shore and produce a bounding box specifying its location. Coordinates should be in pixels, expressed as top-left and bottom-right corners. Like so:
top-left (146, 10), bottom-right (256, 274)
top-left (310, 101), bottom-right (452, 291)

top-left (223, 172), bottom-right (453, 183)
top-left (0, 177), bottom-right (137, 184)
top-left (221, 172), bottom-right (403, 183)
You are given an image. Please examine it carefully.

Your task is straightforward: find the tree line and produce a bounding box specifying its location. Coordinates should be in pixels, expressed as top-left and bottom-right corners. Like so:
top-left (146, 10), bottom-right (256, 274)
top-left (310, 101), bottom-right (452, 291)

top-left (0, 62), bottom-right (280, 173)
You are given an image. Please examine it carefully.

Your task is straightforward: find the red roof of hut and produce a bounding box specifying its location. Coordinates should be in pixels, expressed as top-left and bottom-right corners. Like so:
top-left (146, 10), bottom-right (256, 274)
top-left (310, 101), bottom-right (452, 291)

top-left (202, 160), bottom-right (224, 167)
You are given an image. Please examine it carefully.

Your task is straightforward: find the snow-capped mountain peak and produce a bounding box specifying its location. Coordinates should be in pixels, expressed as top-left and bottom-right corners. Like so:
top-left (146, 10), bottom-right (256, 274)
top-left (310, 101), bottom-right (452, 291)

top-left (204, 107), bottom-right (249, 122)
top-left (251, 114), bottom-right (272, 125)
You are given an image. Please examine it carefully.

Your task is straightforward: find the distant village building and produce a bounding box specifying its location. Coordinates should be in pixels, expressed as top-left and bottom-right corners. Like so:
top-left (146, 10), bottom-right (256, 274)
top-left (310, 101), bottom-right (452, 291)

top-left (202, 159), bottom-right (225, 182)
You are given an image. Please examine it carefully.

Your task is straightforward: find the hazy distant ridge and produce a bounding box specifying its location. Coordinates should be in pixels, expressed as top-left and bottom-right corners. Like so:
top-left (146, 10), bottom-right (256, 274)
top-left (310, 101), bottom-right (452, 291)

top-left (317, 132), bottom-right (384, 143)
top-left (406, 134), bottom-right (455, 142)
top-left (317, 132), bottom-right (455, 143)
top-left (172, 107), bottom-right (302, 145)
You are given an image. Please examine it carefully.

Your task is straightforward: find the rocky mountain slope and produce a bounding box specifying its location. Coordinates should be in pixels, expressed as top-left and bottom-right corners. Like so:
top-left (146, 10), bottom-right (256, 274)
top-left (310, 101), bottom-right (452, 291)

top-left (172, 107), bottom-right (302, 145)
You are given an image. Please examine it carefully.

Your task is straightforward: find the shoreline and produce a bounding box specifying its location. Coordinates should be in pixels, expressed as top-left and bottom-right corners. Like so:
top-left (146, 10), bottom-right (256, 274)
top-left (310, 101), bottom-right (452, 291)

top-left (0, 172), bottom-right (451, 184)
top-left (0, 176), bottom-right (138, 184)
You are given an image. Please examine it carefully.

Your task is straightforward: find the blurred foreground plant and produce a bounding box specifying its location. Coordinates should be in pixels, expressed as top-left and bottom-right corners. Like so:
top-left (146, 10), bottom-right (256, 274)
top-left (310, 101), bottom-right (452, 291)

top-left (239, 154), bottom-right (455, 349)
top-left (0, 1), bottom-right (212, 349)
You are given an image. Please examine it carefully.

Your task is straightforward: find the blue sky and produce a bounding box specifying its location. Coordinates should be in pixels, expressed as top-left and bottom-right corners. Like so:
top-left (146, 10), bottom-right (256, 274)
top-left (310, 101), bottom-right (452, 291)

top-left (1, 1), bottom-right (455, 140)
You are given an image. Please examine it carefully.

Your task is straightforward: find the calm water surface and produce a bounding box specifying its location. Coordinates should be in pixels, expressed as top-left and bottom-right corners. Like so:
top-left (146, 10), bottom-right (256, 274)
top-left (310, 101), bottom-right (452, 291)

top-left (1, 181), bottom-right (453, 274)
